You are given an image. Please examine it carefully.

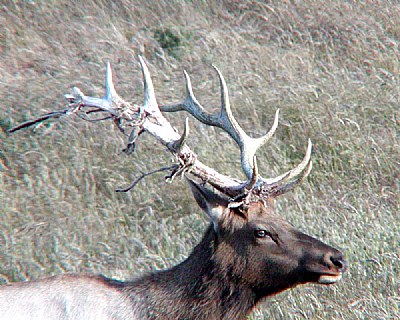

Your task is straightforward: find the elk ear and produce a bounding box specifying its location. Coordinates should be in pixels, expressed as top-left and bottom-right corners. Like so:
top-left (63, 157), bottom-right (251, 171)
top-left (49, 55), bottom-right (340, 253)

top-left (187, 178), bottom-right (229, 229)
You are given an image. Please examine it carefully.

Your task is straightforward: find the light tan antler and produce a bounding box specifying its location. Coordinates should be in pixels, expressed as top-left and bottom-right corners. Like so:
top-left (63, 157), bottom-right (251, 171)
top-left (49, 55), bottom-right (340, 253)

top-left (65, 57), bottom-right (247, 196)
top-left (9, 56), bottom-right (312, 199)
top-left (160, 66), bottom-right (280, 181)
top-left (159, 61), bottom-right (313, 194)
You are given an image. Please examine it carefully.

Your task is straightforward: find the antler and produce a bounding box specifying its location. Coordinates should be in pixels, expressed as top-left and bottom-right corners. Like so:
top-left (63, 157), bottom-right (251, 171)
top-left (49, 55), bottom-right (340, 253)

top-left (159, 61), bottom-right (313, 195)
top-left (9, 56), bottom-right (312, 199)
top-left (160, 66), bottom-right (279, 181)
top-left (66, 57), bottom-right (248, 196)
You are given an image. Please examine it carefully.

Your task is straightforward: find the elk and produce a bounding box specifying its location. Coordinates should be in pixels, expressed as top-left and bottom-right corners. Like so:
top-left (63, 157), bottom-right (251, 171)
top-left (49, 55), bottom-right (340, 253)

top-left (2, 56), bottom-right (347, 320)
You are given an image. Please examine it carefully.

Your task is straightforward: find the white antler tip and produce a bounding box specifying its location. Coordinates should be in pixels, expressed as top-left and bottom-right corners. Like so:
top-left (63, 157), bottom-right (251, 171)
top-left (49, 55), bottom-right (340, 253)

top-left (182, 70), bottom-right (194, 96)
top-left (211, 65), bottom-right (226, 84)
top-left (307, 160), bottom-right (313, 174)
top-left (138, 55), bottom-right (158, 110)
top-left (306, 138), bottom-right (313, 156)
top-left (138, 55), bottom-right (144, 65)
top-left (138, 55), bottom-right (151, 77)
top-left (184, 117), bottom-right (190, 132)
top-left (104, 61), bottom-right (115, 101)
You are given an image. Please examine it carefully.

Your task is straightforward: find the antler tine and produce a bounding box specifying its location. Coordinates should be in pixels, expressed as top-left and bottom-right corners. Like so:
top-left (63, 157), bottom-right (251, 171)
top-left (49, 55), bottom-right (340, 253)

top-left (138, 55), bottom-right (160, 115)
top-left (69, 61), bottom-right (124, 116)
top-left (172, 117), bottom-right (190, 153)
top-left (247, 156), bottom-right (259, 191)
top-left (138, 55), bottom-right (181, 146)
top-left (271, 160), bottom-right (313, 197)
top-left (262, 139), bottom-right (313, 187)
top-left (211, 65), bottom-right (247, 144)
top-left (255, 109), bottom-right (280, 149)
top-left (104, 61), bottom-right (116, 102)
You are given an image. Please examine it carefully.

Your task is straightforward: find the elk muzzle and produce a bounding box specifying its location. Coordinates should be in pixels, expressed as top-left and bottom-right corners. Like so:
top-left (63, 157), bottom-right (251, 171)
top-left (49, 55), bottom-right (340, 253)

top-left (317, 251), bottom-right (347, 284)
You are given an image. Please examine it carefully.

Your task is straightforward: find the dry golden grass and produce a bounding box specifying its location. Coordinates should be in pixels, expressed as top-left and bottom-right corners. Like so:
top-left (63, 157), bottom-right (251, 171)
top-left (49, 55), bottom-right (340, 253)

top-left (1, 1), bottom-right (399, 319)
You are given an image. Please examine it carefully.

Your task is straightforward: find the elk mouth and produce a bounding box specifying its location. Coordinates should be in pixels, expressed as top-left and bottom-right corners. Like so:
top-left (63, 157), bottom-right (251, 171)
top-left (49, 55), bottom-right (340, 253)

top-left (304, 254), bottom-right (347, 285)
top-left (301, 267), bottom-right (345, 285)
top-left (298, 269), bottom-right (344, 286)
top-left (317, 272), bottom-right (342, 284)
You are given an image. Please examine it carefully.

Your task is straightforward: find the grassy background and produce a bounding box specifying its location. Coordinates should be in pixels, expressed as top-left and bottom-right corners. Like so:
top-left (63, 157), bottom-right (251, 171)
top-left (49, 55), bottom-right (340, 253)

top-left (0, 1), bottom-right (399, 319)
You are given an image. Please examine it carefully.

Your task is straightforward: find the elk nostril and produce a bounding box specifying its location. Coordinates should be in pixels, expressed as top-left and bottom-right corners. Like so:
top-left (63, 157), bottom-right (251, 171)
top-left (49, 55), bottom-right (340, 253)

top-left (330, 256), bottom-right (346, 271)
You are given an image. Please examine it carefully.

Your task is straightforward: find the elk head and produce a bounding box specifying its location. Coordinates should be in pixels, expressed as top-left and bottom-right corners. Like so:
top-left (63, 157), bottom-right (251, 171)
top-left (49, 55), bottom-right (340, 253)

top-left (188, 179), bottom-right (345, 300)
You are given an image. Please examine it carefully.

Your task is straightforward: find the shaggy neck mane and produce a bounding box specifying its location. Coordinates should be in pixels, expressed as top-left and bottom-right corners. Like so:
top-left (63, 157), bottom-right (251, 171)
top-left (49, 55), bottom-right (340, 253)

top-left (125, 225), bottom-right (258, 320)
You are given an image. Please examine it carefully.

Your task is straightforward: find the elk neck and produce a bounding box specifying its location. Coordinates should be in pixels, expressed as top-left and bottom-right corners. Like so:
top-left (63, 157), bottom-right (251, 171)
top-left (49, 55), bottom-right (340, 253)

top-left (123, 224), bottom-right (258, 320)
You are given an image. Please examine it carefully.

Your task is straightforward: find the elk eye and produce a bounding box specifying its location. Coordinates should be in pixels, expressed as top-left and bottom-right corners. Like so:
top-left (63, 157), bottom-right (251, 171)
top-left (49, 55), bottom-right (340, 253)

top-left (254, 229), bottom-right (269, 238)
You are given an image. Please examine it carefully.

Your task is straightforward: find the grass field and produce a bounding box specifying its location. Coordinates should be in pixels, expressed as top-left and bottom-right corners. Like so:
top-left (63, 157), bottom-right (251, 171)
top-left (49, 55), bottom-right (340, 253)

top-left (0, 1), bottom-right (399, 319)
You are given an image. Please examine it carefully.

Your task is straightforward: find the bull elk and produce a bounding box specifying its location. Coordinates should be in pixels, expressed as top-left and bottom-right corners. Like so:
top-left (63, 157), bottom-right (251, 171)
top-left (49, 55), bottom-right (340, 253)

top-left (2, 56), bottom-right (347, 320)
